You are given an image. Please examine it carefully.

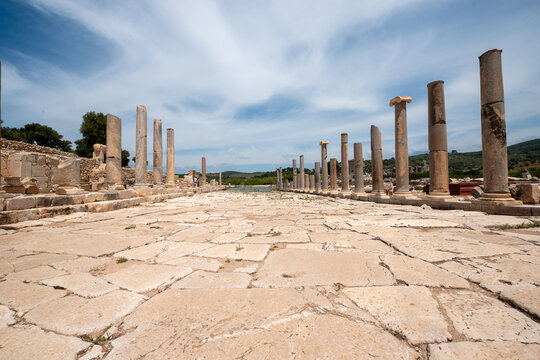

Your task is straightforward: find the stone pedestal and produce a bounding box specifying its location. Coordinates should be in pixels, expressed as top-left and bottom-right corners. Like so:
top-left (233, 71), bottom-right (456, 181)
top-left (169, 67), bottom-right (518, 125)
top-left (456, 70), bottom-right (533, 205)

top-left (166, 128), bottom-right (175, 187)
top-left (56, 158), bottom-right (85, 195)
top-left (292, 159), bottom-right (297, 189)
top-left (427, 81), bottom-right (452, 199)
top-left (320, 141), bottom-right (329, 193)
top-left (389, 96), bottom-right (414, 198)
top-left (106, 114), bottom-right (124, 190)
top-left (153, 119), bottom-right (163, 185)
top-left (201, 157), bottom-right (207, 187)
top-left (370, 125), bottom-right (386, 197)
top-left (330, 158), bottom-right (338, 196)
top-left (299, 155), bottom-right (305, 190)
top-left (340, 133), bottom-right (350, 197)
top-left (315, 162), bottom-right (321, 193)
top-left (352, 142), bottom-right (366, 198)
top-left (477, 49), bottom-right (518, 203)
top-left (135, 105), bottom-right (147, 186)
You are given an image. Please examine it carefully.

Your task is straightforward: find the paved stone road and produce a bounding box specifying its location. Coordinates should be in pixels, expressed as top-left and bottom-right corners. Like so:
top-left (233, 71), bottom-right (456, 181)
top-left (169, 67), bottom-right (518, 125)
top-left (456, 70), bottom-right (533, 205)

top-left (1, 191), bottom-right (539, 359)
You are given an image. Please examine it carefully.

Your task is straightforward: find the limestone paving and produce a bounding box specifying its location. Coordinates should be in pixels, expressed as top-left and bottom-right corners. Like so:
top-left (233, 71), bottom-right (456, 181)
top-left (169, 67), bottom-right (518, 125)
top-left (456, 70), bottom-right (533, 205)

top-left (0, 190), bottom-right (539, 359)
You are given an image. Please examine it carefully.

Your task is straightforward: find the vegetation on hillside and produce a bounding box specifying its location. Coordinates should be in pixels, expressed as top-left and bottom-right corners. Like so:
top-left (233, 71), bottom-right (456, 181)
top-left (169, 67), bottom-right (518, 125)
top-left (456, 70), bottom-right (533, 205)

top-left (2, 121), bottom-right (72, 152)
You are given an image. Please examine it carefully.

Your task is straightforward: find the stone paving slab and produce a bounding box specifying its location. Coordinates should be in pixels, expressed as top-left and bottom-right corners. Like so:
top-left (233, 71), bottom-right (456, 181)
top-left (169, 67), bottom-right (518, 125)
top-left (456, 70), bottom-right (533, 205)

top-left (171, 270), bottom-right (252, 289)
top-left (0, 280), bottom-right (67, 314)
top-left (42, 272), bottom-right (119, 298)
top-left (102, 264), bottom-right (192, 293)
top-left (428, 341), bottom-right (540, 360)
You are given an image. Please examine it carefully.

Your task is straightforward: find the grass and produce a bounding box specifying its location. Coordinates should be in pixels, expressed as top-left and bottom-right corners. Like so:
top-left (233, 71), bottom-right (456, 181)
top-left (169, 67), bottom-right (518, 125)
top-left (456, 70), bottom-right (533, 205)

top-left (124, 225), bottom-right (136, 230)
top-left (65, 209), bottom-right (71, 215)
top-left (116, 257), bottom-right (128, 264)
top-left (81, 335), bottom-right (111, 344)
top-left (492, 220), bottom-right (540, 230)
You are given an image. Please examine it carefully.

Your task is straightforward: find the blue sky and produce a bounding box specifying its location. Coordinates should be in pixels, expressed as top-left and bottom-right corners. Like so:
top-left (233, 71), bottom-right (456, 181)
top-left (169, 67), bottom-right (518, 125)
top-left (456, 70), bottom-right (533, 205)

top-left (1, 0), bottom-right (539, 173)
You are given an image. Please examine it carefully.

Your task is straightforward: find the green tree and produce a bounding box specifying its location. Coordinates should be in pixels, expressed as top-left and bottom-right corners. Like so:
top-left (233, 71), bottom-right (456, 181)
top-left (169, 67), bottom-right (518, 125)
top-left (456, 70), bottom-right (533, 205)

top-left (75, 112), bottom-right (107, 158)
top-left (2, 121), bottom-right (72, 152)
top-left (122, 150), bottom-right (131, 167)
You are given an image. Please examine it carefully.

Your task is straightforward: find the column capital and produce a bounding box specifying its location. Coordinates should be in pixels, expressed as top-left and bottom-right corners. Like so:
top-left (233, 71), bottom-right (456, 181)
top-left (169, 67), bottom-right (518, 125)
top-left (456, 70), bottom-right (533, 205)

top-left (319, 141), bottom-right (329, 146)
top-left (389, 96), bottom-right (412, 107)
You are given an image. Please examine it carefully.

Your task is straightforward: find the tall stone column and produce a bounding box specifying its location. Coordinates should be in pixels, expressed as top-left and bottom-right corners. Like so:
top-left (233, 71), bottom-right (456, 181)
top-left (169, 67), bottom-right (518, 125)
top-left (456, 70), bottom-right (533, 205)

top-left (389, 96), bottom-right (414, 197)
top-left (309, 174), bottom-right (315, 192)
top-left (166, 128), bottom-right (175, 187)
top-left (340, 133), bottom-right (350, 196)
top-left (106, 114), bottom-right (124, 189)
top-left (201, 157), bottom-right (207, 186)
top-left (427, 81), bottom-right (451, 198)
top-left (299, 155), bottom-right (305, 190)
top-left (370, 125), bottom-right (385, 196)
top-left (330, 158), bottom-right (338, 195)
top-left (353, 142), bottom-right (366, 196)
top-left (478, 49), bottom-right (514, 202)
top-left (292, 159), bottom-right (297, 189)
top-left (219, 172), bottom-right (222, 186)
top-left (304, 174), bottom-right (309, 192)
top-left (153, 119), bottom-right (163, 185)
top-left (135, 105), bottom-right (147, 186)
top-left (276, 168), bottom-right (280, 189)
top-left (320, 141), bottom-right (328, 193)
top-left (315, 162), bottom-right (321, 193)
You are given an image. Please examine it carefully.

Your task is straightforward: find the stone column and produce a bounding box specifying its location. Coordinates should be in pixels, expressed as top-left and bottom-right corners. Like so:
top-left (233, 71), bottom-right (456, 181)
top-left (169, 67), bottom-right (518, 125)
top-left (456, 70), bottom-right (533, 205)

top-left (309, 174), bottom-right (315, 192)
top-left (219, 172), bottom-right (222, 186)
top-left (135, 105), bottom-right (147, 186)
top-left (389, 96), bottom-right (414, 197)
top-left (153, 119), bottom-right (163, 185)
top-left (56, 158), bottom-right (84, 195)
top-left (315, 162), bottom-right (321, 193)
top-left (276, 168), bottom-right (280, 189)
top-left (370, 125), bottom-right (385, 196)
top-left (427, 81), bottom-right (451, 198)
top-left (340, 133), bottom-right (350, 196)
top-left (478, 49), bottom-right (514, 202)
top-left (304, 174), bottom-right (309, 192)
top-left (353, 142), bottom-right (366, 196)
top-left (299, 155), bottom-right (305, 190)
top-left (166, 128), bottom-right (175, 187)
top-left (330, 158), bottom-right (338, 194)
top-left (292, 159), bottom-right (297, 189)
top-left (201, 157), bottom-right (207, 186)
top-left (320, 141), bottom-right (329, 193)
top-left (106, 114), bottom-right (123, 189)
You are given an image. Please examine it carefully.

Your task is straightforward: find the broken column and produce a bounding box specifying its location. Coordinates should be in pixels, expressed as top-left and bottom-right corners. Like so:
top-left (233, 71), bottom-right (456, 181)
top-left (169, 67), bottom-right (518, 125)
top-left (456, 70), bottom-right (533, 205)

top-left (92, 144), bottom-right (106, 163)
top-left (340, 133), bottom-right (350, 196)
top-left (315, 162), bottom-right (321, 193)
top-left (106, 114), bottom-right (124, 189)
top-left (201, 157), bottom-right (206, 186)
top-left (166, 128), bottom-right (175, 187)
top-left (478, 49), bottom-right (514, 202)
top-left (389, 96), bottom-right (414, 197)
top-left (320, 141), bottom-right (329, 193)
top-left (370, 125), bottom-right (385, 197)
top-left (56, 158), bottom-right (84, 195)
top-left (330, 158), bottom-right (338, 195)
top-left (135, 105), bottom-right (147, 186)
top-left (153, 119), bottom-right (163, 185)
top-left (299, 155), bottom-right (305, 190)
top-left (304, 174), bottom-right (309, 192)
top-left (353, 142), bottom-right (366, 196)
top-left (292, 159), bottom-right (297, 189)
top-left (309, 174), bottom-right (315, 192)
top-left (427, 81), bottom-right (451, 198)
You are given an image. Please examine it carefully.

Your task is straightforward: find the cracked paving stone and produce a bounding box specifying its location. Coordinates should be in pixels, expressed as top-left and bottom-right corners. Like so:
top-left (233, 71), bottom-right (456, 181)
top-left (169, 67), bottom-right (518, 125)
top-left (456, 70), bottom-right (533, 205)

top-left (343, 285), bottom-right (451, 345)
top-left (154, 242), bottom-right (214, 263)
top-left (194, 243), bottom-right (270, 261)
top-left (50, 256), bottom-right (110, 273)
top-left (42, 272), bottom-right (119, 298)
top-left (113, 240), bottom-right (177, 260)
top-left (5, 265), bottom-right (67, 282)
top-left (428, 341), bottom-right (540, 360)
top-left (0, 305), bottom-right (15, 329)
top-left (171, 270), bottom-right (252, 289)
top-left (161, 256), bottom-right (223, 271)
top-left (0, 280), bottom-right (67, 314)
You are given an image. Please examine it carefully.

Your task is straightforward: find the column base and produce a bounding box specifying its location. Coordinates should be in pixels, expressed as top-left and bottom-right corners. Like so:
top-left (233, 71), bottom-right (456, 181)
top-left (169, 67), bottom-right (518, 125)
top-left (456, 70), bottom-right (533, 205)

top-left (351, 191), bottom-right (367, 200)
top-left (329, 191), bottom-right (340, 197)
top-left (368, 191), bottom-right (389, 200)
top-left (165, 183), bottom-right (176, 188)
top-left (338, 191), bottom-right (351, 198)
top-left (392, 191), bottom-right (417, 199)
top-left (475, 192), bottom-right (523, 205)
top-left (426, 192), bottom-right (453, 201)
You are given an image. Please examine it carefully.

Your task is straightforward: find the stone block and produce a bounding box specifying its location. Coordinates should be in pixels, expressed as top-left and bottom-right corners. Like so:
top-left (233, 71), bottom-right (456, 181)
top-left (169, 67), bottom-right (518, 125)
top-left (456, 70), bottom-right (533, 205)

top-left (517, 183), bottom-right (540, 204)
top-left (5, 196), bottom-right (37, 211)
top-left (117, 189), bottom-right (134, 199)
top-left (51, 195), bottom-right (74, 207)
top-left (35, 195), bottom-right (55, 208)
top-left (101, 190), bottom-right (119, 201)
top-left (31, 165), bottom-right (46, 178)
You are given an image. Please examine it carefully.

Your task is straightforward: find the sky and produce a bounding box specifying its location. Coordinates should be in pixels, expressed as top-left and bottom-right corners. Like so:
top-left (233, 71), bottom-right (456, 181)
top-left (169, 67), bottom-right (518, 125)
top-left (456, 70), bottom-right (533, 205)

top-left (1, 0), bottom-right (539, 173)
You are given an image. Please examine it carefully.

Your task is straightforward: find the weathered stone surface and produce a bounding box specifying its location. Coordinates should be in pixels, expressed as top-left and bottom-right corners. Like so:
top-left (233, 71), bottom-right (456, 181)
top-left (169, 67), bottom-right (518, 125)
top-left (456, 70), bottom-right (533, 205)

top-left (24, 290), bottom-right (144, 336)
top-left (211, 232), bottom-right (247, 243)
top-left (0, 305), bottom-right (15, 329)
top-left (437, 290), bottom-right (540, 342)
top-left (195, 244), bottom-right (270, 261)
top-left (171, 270), bottom-right (251, 289)
top-left (113, 240), bottom-right (176, 260)
top-left (102, 264), bottom-right (192, 293)
top-left (253, 249), bottom-right (393, 287)
top-left (5, 265), bottom-right (66, 282)
top-left (381, 254), bottom-right (470, 288)
top-left (42, 273), bottom-right (118, 298)
top-left (155, 242), bottom-right (214, 263)
top-left (429, 341), bottom-right (540, 360)
top-left (344, 286), bottom-right (451, 345)
top-left (51, 256), bottom-right (110, 273)
top-left (0, 280), bottom-right (67, 314)
top-left (0, 326), bottom-right (89, 360)
top-left (161, 256), bottom-right (223, 271)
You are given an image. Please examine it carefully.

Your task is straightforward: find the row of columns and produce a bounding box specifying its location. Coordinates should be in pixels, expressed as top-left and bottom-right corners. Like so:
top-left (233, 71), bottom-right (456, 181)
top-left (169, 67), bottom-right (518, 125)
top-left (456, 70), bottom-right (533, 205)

top-left (280, 49), bottom-right (516, 204)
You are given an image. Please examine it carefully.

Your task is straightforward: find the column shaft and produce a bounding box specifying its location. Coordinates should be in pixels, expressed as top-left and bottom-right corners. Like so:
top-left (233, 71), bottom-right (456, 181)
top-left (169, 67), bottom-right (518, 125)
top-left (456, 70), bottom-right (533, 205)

top-left (292, 159), bottom-right (297, 189)
top-left (330, 158), bottom-right (338, 192)
top-left (135, 105), bottom-right (147, 185)
top-left (320, 142), bottom-right (328, 191)
top-left (353, 143), bottom-right (365, 193)
top-left (394, 102), bottom-right (410, 194)
top-left (315, 162), bottom-right (321, 192)
top-left (427, 81), bottom-right (450, 196)
top-left (106, 114), bottom-right (123, 188)
top-left (371, 125), bottom-right (384, 195)
top-left (341, 134), bottom-right (350, 193)
top-left (201, 157), bottom-right (206, 186)
top-left (166, 129), bottom-right (175, 186)
top-left (153, 119), bottom-right (163, 185)
top-left (299, 155), bottom-right (305, 190)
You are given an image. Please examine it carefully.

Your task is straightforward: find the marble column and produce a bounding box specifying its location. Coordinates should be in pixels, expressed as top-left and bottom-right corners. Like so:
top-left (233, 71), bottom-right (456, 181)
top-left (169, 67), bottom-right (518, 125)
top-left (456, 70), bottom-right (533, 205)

top-left (370, 125), bottom-right (385, 196)
top-left (309, 174), bottom-right (315, 192)
top-left (106, 114), bottom-right (123, 189)
top-left (304, 174), bottom-right (309, 192)
top-left (166, 128), bottom-right (175, 187)
top-left (330, 158), bottom-right (338, 194)
top-left (201, 157), bottom-right (207, 186)
top-left (135, 105), bottom-right (147, 186)
top-left (292, 159), bottom-right (297, 189)
top-left (427, 81), bottom-right (451, 198)
top-left (153, 119), bottom-right (163, 185)
top-left (320, 141), bottom-right (329, 192)
top-left (315, 162), bottom-right (321, 193)
top-left (389, 96), bottom-right (413, 197)
top-left (478, 49), bottom-right (513, 202)
top-left (340, 133), bottom-right (350, 196)
top-left (299, 155), bottom-right (305, 190)
top-left (353, 142), bottom-right (366, 196)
